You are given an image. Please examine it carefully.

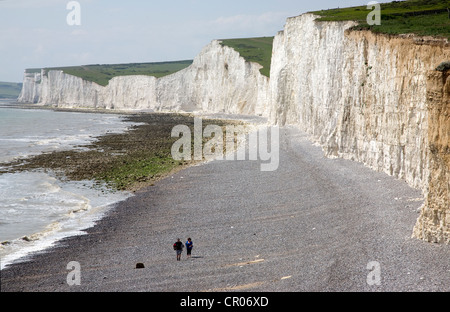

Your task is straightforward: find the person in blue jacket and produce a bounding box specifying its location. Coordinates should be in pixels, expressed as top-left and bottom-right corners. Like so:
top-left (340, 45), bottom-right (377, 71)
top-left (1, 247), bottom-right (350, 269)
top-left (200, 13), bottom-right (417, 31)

top-left (185, 238), bottom-right (193, 259)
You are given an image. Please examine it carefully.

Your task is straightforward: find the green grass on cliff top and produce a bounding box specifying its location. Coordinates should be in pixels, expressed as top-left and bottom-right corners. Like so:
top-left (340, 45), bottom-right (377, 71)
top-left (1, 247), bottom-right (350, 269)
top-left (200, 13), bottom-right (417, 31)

top-left (0, 82), bottom-right (22, 98)
top-left (25, 0), bottom-right (448, 86)
top-left (219, 37), bottom-right (274, 78)
top-left (27, 37), bottom-right (275, 85)
top-left (311, 0), bottom-right (450, 39)
top-left (26, 60), bottom-right (193, 87)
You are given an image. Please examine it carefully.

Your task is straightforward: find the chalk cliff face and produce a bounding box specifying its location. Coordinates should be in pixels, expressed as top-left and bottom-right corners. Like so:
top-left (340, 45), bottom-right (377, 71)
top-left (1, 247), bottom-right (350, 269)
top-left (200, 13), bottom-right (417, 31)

top-left (18, 14), bottom-right (449, 243)
top-left (413, 70), bottom-right (450, 243)
top-left (19, 41), bottom-right (269, 116)
top-left (269, 14), bottom-right (450, 243)
top-left (18, 71), bottom-right (41, 103)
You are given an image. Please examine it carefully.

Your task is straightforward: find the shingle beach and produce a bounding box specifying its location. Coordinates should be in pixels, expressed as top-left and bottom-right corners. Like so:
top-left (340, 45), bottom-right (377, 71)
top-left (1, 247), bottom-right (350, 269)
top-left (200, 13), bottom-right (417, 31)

top-left (1, 126), bottom-right (449, 292)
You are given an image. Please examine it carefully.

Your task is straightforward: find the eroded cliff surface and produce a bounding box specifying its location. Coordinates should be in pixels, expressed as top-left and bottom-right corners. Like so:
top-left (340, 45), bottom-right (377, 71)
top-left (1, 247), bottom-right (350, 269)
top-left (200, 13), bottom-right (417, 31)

top-left (18, 72), bottom-right (41, 104)
top-left (413, 69), bottom-right (450, 243)
top-left (269, 13), bottom-right (449, 243)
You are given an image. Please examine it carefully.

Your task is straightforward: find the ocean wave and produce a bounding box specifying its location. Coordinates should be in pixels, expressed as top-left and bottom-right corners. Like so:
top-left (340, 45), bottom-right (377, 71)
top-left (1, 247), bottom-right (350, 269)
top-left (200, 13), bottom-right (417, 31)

top-left (0, 171), bottom-right (131, 270)
top-left (0, 108), bottom-right (137, 269)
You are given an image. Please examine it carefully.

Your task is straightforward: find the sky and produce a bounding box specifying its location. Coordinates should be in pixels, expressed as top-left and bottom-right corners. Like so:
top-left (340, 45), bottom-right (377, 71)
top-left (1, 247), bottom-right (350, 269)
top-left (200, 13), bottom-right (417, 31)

top-left (0, 0), bottom-right (393, 82)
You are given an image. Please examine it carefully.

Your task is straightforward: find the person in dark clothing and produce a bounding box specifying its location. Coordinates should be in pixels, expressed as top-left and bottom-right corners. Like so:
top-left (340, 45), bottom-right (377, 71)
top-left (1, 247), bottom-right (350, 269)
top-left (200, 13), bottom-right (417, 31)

top-left (173, 238), bottom-right (184, 261)
top-left (185, 238), bottom-right (193, 259)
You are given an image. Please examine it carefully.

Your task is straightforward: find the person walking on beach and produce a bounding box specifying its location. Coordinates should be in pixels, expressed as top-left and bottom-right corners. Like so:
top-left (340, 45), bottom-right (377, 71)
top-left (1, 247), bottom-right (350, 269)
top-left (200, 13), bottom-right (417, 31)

top-left (185, 238), bottom-right (193, 259)
top-left (173, 238), bottom-right (184, 261)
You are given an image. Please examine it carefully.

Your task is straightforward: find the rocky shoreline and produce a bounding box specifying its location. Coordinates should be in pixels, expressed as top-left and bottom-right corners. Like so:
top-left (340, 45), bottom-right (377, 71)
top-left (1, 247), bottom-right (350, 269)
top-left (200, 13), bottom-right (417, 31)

top-left (0, 108), bottom-right (244, 192)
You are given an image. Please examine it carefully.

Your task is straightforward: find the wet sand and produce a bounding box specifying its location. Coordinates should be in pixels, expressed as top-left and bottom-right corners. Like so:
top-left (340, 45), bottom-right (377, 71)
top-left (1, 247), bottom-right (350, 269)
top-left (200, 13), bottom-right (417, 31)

top-left (1, 125), bottom-right (449, 292)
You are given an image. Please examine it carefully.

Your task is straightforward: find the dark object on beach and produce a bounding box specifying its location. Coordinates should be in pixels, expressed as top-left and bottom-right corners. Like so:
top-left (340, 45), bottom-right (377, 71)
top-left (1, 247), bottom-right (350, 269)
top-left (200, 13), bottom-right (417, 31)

top-left (135, 263), bottom-right (145, 269)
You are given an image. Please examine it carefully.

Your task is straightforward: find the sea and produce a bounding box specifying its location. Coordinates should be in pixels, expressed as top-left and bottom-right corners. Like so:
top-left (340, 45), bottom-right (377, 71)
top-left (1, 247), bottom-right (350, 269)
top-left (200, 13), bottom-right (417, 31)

top-left (0, 100), bottom-right (139, 269)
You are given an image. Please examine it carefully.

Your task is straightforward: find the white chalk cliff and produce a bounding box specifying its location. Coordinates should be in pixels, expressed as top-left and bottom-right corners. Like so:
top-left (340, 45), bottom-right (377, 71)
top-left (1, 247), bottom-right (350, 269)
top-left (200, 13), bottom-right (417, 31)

top-left (19, 41), bottom-right (269, 115)
top-left (18, 13), bottom-right (450, 243)
top-left (268, 14), bottom-right (449, 244)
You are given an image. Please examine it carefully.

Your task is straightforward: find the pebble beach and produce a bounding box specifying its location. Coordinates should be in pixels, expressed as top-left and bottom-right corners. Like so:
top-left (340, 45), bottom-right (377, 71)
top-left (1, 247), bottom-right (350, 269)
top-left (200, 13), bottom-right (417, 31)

top-left (1, 123), bottom-right (449, 292)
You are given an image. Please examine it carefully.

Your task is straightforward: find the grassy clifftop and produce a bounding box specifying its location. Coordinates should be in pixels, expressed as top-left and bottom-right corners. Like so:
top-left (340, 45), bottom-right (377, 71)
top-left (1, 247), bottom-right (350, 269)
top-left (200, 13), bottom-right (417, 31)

top-left (26, 37), bottom-right (275, 86)
top-left (0, 82), bottom-right (22, 99)
top-left (26, 60), bottom-right (193, 87)
top-left (219, 37), bottom-right (274, 77)
top-left (311, 0), bottom-right (450, 39)
top-left (23, 1), bottom-right (448, 87)
top-left (217, 1), bottom-right (450, 78)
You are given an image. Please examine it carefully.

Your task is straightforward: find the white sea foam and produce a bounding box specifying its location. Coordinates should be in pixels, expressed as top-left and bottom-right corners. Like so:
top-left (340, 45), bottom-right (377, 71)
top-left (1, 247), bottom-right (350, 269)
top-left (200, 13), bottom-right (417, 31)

top-left (0, 105), bottom-right (138, 269)
top-left (0, 107), bottom-right (138, 164)
top-left (0, 170), bottom-right (132, 270)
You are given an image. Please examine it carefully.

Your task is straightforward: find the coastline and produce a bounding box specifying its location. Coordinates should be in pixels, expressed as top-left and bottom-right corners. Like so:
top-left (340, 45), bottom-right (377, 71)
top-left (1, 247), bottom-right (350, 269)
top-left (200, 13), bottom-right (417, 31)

top-left (0, 105), bottom-right (249, 191)
top-left (2, 126), bottom-right (449, 292)
top-left (0, 104), bottom-right (252, 269)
